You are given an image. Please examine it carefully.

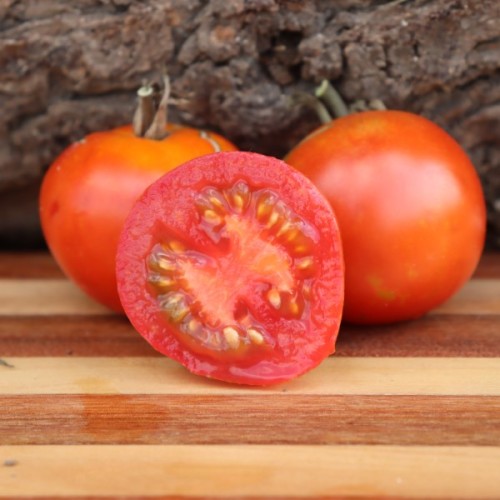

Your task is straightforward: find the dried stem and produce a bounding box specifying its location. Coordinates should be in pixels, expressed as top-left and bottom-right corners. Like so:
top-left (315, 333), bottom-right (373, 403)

top-left (144, 75), bottom-right (170, 140)
top-left (133, 84), bottom-right (156, 137)
top-left (133, 75), bottom-right (171, 140)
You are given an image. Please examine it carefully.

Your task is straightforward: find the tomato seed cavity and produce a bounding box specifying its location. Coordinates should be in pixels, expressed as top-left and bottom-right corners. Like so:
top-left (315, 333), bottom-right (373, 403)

top-left (146, 181), bottom-right (317, 355)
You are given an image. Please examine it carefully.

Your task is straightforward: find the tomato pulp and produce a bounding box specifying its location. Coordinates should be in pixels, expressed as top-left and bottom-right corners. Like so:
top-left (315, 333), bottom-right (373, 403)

top-left (39, 124), bottom-right (236, 312)
top-left (286, 110), bottom-right (486, 324)
top-left (116, 151), bottom-right (344, 385)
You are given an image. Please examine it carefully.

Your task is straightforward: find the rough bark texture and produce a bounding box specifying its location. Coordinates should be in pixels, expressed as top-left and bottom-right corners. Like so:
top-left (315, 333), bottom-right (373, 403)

top-left (1, 0), bottom-right (499, 247)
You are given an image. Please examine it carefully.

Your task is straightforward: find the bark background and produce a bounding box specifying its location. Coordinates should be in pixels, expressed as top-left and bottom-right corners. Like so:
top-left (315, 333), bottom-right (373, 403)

top-left (1, 0), bottom-right (499, 248)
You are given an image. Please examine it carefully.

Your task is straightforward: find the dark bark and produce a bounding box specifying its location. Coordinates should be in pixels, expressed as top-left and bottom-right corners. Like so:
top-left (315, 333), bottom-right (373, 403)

top-left (1, 0), bottom-right (499, 247)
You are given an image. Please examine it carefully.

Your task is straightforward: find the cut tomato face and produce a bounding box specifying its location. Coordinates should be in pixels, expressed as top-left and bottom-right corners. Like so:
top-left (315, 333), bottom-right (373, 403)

top-left (116, 151), bottom-right (344, 385)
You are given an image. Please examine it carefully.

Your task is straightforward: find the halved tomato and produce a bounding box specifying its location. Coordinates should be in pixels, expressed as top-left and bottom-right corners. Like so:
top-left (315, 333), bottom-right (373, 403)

top-left (116, 151), bottom-right (344, 385)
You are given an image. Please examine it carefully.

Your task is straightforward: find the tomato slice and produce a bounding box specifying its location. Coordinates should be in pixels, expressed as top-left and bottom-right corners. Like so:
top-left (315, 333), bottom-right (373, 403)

top-left (116, 151), bottom-right (344, 385)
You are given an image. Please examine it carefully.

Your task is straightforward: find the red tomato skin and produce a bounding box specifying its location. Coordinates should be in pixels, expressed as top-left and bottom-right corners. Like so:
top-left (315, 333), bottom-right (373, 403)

top-left (116, 151), bottom-right (344, 385)
top-left (39, 125), bottom-right (237, 312)
top-left (285, 110), bottom-right (486, 324)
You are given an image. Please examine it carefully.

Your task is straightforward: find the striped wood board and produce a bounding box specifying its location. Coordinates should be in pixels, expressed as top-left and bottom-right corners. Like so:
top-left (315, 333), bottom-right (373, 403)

top-left (1, 252), bottom-right (500, 499)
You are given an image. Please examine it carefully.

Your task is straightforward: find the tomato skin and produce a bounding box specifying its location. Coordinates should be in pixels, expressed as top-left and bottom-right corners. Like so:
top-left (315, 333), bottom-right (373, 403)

top-left (285, 110), bottom-right (486, 324)
top-left (39, 124), bottom-right (237, 312)
top-left (116, 151), bottom-right (344, 385)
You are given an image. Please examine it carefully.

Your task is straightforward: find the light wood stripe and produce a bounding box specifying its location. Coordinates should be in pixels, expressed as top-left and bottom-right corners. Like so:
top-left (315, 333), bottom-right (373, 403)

top-left (0, 279), bottom-right (112, 316)
top-left (1, 445), bottom-right (499, 498)
top-left (2, 394), bottom-right (499, 446)
top-left (432, 279), bottom-right (500, 315)
top-left (2, 278), bottom-right (500, 316)
top-left (1, 357), bottom-right (499, 395)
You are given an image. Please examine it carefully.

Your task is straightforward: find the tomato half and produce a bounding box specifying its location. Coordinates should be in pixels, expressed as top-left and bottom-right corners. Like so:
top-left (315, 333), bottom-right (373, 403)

top-left (116, 151), bottom-right (344, 385)
top-left (39, 124), bottom-right (236, 312)
top-left (285, 110), bottom-right (486, 324)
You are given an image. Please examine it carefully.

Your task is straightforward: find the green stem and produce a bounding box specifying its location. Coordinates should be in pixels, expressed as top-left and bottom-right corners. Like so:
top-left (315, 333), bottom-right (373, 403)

top-left (292, 92), bottom-right (333, 125)
top-left (369, 99), bottom-right (387, 111)
top-left (315, 80), bottom-right (349, 118)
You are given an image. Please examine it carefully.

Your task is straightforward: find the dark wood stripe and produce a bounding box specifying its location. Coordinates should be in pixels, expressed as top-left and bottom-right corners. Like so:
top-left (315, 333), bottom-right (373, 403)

top-left (1, 394), bottom-right (499, 446)
top-left (337, 314), bottom-right (500, 357)
top-left (0, 252), bottom-right (64, 279)
top-left (1, 251), bottom-right (499, 279)
top-left (2, 314), bottom-right (500, 357)
top-left (473, 252), bottom-right (500, 278)
top-left (7, 252), bottom-right (500, 279)
top-left (0, 315), bottom-right (158, 357)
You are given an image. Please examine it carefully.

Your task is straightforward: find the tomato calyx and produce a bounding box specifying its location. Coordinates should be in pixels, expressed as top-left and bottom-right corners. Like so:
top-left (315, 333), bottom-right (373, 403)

top-left (317, 80), bottom-right (387, 118)
top-left (133, 74), bottom-right (172, 140)
top-left (132, 75), bottom-right (223, 153)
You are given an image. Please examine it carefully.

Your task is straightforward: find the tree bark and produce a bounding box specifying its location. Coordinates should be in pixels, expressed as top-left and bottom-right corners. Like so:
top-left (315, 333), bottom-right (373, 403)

top-left (1, 0), bottom-right (499, 247)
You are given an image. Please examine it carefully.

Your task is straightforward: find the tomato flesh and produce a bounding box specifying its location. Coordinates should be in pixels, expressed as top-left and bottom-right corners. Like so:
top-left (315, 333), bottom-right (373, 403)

top-left (39, 124), bottom-right (236, 312)
top-left (285, 110), bottom-right (486, 324)
top-left (116, 151), bottom-right (344, 385)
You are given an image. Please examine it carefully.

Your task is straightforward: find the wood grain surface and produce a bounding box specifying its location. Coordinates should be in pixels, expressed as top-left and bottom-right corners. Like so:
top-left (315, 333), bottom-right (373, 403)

top-left (1, 252), bottom-right (500, 499)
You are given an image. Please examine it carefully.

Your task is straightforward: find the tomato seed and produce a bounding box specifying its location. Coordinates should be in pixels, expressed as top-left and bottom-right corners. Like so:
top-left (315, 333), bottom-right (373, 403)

top-left (222, 326), bottom-right (241, 350)
top-left (202, 209), bottom-right (222, 226)
top-left (148, 274), bottom-right (176, 289)
top-left (247, 327), bottom-right (265, 345)
top-left (167, 240), bottom-right (185, 253)
top-left (267, 288), bottom-right (282, 309)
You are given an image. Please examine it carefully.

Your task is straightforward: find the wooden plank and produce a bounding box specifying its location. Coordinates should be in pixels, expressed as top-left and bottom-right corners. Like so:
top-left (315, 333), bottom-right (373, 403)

top-left (0, 279), bottom-right (111, 316)
top-left (0, 252), bottom-right (63, 279)
top-left (0, 315), bottom-right (157, 357)
top-left (2, 394), bottom-right (499, 446)
top-left (1, 251), bottom-right (498, 280)
top-left (1, 445), bottom-right (499, 498)
top-left (337, 314), bottom-right (500, 357)
top-left (2, 277), bottom-right (500, 317)
top-left (1, 357), bottom-right (499, 396)
top-left (3, 314), bottom-right (500, 358)
top-left (472, 252), bottom-right (500, 279)
top-left (432, 279), bottom-right (500, 315)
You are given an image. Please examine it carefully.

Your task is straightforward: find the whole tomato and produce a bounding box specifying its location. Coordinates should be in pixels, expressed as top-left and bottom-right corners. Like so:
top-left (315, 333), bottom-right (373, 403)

top-left (286, 105), bottom-right (486, 325)
top-left (40, 79), bottom-right (237, 312)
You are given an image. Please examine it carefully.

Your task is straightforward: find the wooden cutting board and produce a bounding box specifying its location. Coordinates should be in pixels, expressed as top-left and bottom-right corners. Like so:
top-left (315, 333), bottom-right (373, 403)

top-left (1, 251), bottom-right (500, 499)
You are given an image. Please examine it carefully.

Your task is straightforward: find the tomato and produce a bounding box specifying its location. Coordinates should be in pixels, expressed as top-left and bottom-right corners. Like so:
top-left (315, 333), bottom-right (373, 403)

top-left (116, 151), bottom-right (344, 385)
top-left (286, 110), bottom-right (486, 324)
top-left (40, 123), bottom-right (237, 312)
